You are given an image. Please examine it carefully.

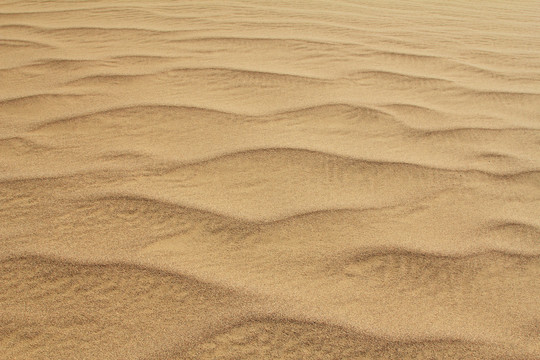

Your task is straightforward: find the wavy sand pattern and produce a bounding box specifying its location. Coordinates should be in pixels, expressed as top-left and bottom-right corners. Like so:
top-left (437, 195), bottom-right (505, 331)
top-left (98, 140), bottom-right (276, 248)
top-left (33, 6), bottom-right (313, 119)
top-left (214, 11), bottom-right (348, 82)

top-left (1, 0), bottom-right (539, 359)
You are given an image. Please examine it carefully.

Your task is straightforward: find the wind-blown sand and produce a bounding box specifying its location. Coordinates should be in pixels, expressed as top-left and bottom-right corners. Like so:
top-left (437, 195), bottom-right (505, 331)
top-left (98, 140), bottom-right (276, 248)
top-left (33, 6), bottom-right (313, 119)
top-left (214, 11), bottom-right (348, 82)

top-left (1, 0), bottom-right (539, 359)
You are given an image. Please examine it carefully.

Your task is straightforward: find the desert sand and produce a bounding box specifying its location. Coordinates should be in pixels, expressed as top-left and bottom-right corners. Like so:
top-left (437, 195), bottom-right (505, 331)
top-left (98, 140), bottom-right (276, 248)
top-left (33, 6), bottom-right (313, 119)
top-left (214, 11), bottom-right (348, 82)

top-left (1, 0), bottom-right (539, 359)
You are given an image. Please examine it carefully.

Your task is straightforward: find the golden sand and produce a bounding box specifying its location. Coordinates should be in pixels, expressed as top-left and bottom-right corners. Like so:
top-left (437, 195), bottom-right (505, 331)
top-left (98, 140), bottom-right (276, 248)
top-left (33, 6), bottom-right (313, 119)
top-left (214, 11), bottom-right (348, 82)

top-left (1, 0), bottom-right (539, 359)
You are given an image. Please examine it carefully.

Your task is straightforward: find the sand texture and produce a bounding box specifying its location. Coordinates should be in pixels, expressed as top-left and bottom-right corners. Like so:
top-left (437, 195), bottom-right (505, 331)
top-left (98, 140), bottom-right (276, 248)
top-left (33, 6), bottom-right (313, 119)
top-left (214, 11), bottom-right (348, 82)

top-left (1, 0), bottom-right (539, 359)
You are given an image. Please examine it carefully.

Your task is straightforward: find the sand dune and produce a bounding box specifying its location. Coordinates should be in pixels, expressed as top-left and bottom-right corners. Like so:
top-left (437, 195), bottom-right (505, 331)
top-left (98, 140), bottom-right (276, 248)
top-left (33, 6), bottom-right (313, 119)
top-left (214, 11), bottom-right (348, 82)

top-left (0, 256), bottom-right (250, 360)
top-left (1, 0), bottom-right (539, 359)
top-left (183, 318), bottom-right (526, 360)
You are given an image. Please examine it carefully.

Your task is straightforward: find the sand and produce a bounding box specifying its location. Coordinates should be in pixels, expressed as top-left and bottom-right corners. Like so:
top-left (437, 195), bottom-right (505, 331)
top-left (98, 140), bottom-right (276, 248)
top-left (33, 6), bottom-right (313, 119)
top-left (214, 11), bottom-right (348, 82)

top-left (1, 0), bottom-right (539, 359)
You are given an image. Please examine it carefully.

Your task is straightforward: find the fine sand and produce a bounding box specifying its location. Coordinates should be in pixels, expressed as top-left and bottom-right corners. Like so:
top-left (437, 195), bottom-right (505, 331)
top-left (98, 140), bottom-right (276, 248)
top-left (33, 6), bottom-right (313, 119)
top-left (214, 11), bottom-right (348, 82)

top-left (1, 0), bottom-right (539, 359)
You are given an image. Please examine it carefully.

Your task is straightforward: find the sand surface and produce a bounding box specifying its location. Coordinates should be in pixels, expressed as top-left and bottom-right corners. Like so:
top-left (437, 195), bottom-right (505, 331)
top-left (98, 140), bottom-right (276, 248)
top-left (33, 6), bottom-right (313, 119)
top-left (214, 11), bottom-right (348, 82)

top-left (1, 0), bottom-right (539, 359)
